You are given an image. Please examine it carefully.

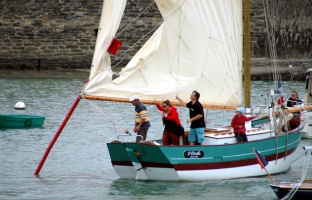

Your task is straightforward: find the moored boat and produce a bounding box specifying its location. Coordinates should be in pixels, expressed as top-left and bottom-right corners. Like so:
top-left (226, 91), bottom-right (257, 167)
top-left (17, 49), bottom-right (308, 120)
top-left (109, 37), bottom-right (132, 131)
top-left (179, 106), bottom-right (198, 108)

top-left (269, 146), bottom-right (312, 200)
top-left (270, 180), bottom-right (312, 200)
top-left (0, 114), bottom-right (45, 129)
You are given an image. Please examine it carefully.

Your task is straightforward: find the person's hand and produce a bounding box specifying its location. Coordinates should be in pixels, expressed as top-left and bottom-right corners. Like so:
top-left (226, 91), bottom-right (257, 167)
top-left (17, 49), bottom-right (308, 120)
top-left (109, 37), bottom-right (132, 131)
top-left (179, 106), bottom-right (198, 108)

top-left (187, 119), bottom-right (191, 123)
top-left (176, 95), bottom-right (180, 100)
top-left (134, 126), bottom-right (140, 133)
top-left (162, 113), bottom-right (168, 118)
top-left (153, 99), bottom-right (158, 104)
top-left (239, 125), bottom-right (243, 128)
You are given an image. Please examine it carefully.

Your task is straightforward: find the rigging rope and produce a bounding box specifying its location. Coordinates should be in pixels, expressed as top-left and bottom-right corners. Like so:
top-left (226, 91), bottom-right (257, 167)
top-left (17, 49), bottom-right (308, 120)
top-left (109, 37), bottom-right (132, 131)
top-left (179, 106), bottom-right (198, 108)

top-left (80, 95), bottom-right (127, 136)
top-left (262, 0), bottom-right (282, 110)
top-left (111, 1), bottom-right (158, 69)
top-left (115, 1), bottom-right (155, 38)
top-left (111, 23), bottom-right (161, 69)
top-left (264, 0), bottom-right (311, 89)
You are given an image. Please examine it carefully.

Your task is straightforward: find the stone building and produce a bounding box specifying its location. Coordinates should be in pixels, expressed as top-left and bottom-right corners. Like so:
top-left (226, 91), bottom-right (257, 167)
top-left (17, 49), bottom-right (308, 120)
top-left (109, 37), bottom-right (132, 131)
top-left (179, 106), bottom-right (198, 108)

top-left (0, 0), bottom-right (311, 71)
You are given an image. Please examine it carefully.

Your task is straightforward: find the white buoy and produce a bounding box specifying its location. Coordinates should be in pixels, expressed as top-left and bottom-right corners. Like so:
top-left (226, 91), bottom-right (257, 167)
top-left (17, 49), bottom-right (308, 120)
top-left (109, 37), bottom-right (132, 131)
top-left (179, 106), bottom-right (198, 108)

top-left (303, 146), bottom-right (312, 151)
top-left (15, 102), bottom-right (26, 109)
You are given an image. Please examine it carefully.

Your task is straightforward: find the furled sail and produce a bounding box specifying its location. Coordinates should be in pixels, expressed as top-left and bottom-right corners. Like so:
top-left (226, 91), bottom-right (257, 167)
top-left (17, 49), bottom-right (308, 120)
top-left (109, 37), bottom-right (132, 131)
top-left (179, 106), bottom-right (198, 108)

top-left (82, 0), bottom-right (243, 109)
top-left (87, 0), bottom-right (127, 83)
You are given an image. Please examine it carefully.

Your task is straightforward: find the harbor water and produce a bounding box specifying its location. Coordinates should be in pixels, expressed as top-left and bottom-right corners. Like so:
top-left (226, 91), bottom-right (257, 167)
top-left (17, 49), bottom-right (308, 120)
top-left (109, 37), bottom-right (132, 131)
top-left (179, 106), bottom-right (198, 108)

top-left (0, 70), bottom-right (311, 200)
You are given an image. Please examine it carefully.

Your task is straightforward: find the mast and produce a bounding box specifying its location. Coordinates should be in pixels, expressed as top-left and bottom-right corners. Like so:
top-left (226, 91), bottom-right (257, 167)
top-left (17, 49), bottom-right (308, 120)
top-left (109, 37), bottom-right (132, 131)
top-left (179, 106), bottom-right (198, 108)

top-left (243, 0), bottom-right (251, 107)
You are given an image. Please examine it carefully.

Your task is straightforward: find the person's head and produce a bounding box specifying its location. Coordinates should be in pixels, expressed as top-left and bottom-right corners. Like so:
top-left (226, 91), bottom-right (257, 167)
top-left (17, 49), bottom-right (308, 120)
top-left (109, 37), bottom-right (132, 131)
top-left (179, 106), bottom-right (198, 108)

top-left (129, 95), bottom-right (140, 106)
top-left (190, 90), bottom-right (200, 101)
top-left (236, 107), bottom-right (245, 116)
top-left (290, 90), bottom-right (299, 100)
top-left (162, 100), bottom-right (171, 111)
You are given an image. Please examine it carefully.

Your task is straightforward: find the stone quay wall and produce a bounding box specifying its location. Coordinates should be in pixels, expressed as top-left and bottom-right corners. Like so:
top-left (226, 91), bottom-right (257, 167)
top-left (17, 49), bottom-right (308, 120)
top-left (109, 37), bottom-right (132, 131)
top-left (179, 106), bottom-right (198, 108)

top-left (0, 0), bottom-right (311, 76)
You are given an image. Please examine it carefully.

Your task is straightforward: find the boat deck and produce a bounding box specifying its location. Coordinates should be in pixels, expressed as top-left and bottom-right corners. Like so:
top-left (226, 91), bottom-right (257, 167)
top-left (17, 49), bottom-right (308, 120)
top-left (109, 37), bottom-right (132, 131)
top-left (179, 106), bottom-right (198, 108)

top-left (202, 127), bottom-right (274, 145)
top-left (272, 180), bottom-right (312, 189)
top-left (270, 180), bottom-right (312, 199)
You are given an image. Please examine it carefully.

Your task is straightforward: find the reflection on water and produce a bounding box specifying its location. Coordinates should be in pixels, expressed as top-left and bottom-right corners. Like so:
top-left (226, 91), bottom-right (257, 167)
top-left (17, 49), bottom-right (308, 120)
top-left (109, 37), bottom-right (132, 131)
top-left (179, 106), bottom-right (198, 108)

top-left (0, 72), bottom-right (310, 200)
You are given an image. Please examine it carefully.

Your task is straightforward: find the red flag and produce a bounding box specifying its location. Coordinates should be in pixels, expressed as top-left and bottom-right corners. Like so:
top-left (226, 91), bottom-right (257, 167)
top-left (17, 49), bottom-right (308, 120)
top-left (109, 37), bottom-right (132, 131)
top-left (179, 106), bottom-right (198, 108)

top-left (277, 96), bottom-right (284, 105)
top-left (277, 81), bottom-right (284, 105)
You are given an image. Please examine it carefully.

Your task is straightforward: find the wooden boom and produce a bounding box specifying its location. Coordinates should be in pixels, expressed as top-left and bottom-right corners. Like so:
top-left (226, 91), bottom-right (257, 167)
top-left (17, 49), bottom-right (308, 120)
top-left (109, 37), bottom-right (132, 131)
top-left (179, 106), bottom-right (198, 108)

top-left (82, 95), bottom-right (237, 110)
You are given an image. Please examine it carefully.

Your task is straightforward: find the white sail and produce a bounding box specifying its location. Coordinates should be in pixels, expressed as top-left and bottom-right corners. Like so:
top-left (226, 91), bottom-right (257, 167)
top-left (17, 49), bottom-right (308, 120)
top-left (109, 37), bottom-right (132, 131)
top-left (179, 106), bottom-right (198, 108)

top-left (83, 0), bottom-right (243, 108)
top-left (88, 0), bottom-right (127, 82)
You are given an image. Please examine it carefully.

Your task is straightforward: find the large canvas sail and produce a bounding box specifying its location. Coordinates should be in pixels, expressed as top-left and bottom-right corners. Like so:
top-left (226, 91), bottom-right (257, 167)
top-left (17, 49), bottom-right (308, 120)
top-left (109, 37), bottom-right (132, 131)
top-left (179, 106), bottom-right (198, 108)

top-left (88, 0), bottom-right (127, 83)
top-left (82, 0), bottom-right (243, 109)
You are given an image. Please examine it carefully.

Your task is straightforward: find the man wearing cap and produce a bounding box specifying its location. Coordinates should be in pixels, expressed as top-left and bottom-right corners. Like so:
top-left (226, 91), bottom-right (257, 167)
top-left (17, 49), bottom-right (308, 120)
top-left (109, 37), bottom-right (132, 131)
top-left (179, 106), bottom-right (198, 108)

top-left (130, 95), bottom-right (150, 142)
top-left (231, 107), bottom-right (255, 142)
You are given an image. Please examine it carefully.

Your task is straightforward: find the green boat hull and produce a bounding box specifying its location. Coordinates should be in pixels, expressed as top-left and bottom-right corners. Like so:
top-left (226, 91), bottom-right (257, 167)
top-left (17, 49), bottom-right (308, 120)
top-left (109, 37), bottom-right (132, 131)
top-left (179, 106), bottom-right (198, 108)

top-left (107, 122), bottom-right (303, 181)
top-left (0, 114), bottom-right (45, 129)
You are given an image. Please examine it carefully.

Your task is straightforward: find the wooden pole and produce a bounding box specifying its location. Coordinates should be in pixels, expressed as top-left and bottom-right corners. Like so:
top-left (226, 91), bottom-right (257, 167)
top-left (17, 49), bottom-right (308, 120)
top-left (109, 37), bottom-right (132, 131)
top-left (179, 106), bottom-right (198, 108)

top-left (243, 0), bottom-right (251, 107)
top-left (264, 167), bottom-right (275, 183)
top-left (82, 95), bottom-right (237, 111)
top-left (252, 148), bottom-right (275, 183)
top-left (34, 95), bottom-right (81, 175)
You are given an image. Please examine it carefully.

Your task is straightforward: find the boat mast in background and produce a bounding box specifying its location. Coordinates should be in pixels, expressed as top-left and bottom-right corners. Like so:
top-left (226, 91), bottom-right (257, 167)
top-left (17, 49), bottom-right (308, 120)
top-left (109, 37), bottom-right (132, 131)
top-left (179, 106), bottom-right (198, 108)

top-left (244, 0), bottom-right (251, 108)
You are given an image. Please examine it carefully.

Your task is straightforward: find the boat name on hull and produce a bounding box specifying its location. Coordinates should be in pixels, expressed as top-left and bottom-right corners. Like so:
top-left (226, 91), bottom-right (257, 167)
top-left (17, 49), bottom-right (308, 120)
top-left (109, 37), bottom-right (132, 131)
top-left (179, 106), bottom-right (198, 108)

top-left (184, 150), bottom-right (204, 158)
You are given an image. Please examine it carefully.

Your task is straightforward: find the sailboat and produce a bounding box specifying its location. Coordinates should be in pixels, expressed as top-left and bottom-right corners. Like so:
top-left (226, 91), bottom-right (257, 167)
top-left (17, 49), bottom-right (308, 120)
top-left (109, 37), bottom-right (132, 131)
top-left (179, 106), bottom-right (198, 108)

top-left (34, 0), bottom-right (304, 181)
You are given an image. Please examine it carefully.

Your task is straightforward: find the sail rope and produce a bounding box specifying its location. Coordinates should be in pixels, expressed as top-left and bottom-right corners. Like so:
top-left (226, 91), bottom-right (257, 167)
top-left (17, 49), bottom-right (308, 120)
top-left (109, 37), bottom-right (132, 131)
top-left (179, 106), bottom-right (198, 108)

top-left (290, 150), bottom-right (310, 164)
top-left (175, 0), bottom-right (187, 98)
top-left (263, 0), bottom-right (280, 83)
top-left (111, 24), bottom-right (161, 69)
top-left (263, 0), bottom-right (301, 96)
top-left (80, 95), bottom-right (127, 136)
top-left (111, 0), bottom-right (187, 72)
top-left (263, 0), bottom-right (312, 133)
top-left (111, 1), bottom-right (158, 69)
top-left (264, 0), bottom-right (311, 92)
top-left (263, 0), bottom-right (288, 162)
top-left (278, 3), bottom-right (312, 88)
top-left (279, 148), bottom-right (311, 200)
top-left (115, 1), bottom-right (155, 38)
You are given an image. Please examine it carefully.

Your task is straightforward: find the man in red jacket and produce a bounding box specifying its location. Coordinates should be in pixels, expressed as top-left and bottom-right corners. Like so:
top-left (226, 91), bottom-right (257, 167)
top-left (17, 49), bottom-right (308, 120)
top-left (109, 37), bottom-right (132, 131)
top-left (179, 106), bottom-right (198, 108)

top-left (231, 107), bottom-right (255, 142)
